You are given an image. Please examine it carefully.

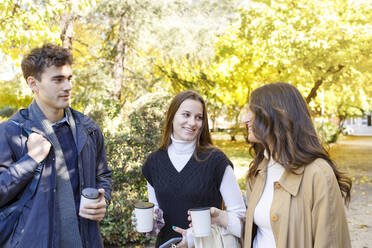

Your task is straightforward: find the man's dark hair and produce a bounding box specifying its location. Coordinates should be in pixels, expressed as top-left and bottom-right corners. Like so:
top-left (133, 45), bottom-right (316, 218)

top-left (21, 43), bottom-right (73, 81)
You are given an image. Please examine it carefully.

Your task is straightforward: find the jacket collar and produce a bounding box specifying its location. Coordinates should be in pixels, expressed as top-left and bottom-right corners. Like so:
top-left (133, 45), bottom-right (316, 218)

top-left (279, 166), bottom-right (304, 196)
top-left (13, 101), bottom-right (94, 155)
top-left (52, 111), bottom-right (70, 126)
top-left (257, 158), bottom-right (304, 196)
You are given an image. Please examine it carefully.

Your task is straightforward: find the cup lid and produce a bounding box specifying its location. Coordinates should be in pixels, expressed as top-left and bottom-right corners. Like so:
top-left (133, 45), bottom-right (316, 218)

top-left (81, 188), bottom-right (100, 199)
top-left (135, 201), bottom-right (154, 209)
top-left (189, 207), bottom-right (211, 211)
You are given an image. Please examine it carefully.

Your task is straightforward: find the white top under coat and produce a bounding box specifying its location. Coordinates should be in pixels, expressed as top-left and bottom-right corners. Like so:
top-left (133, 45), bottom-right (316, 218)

top-left (253, 151), bottom-right (285, 248)
top-left (147, 134), bottom-right (246, 248)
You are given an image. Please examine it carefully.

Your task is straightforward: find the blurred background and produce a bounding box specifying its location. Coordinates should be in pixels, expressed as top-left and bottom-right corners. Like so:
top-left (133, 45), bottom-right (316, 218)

top-left (1, 0), bottom-right (371, 247)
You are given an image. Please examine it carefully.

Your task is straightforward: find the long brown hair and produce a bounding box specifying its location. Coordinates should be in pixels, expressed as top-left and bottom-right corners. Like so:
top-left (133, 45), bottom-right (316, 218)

top-left (247, 82), bottom-right (352, 205)
top-left (159, 90), bottom-right (214, 157)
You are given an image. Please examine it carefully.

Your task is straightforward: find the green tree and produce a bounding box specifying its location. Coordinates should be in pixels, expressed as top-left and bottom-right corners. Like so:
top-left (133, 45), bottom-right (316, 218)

top-left (213, 0), bottom-right (371, 114)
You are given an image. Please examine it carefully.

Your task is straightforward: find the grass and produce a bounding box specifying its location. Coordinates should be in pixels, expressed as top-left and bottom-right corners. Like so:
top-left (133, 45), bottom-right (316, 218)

top-left (213, 138), bottom-right (252, 168)
top-left (212, 133), bottom-right (372, 191)
top-left (212, 132), bottom-right (252, 166)
top-left (212, 132), bottom-right (253, 189)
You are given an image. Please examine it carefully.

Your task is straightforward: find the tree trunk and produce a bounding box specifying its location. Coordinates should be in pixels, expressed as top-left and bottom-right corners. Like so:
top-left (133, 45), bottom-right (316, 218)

top-left (306, 65), bottom-right (344, 104)
top-left (229, 105), bottom-right (242, 142)
top-left (112, 39), bottom-right (126, 101)
top-left (60, 11), bottom-right (74, 50)
top-left (306, 79), bottom-right (323, 104)
top-left (211, 117), bottom-right (216, 132)
top-left (338, 116), bottom-right (346, 134)
top-left (111, 16), bottom-right (130, 102)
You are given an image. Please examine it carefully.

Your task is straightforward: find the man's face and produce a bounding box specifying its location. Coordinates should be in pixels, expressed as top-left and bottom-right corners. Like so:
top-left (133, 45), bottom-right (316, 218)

top-left (32, 64), bottom-right (72, 112)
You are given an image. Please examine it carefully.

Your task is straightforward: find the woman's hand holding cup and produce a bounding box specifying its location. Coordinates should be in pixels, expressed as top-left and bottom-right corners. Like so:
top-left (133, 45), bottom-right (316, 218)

top-left (132, 202), bottom-right (155, 233)
top-left (188, 207), bottom-right (229, 229)
top-left (210, 207), bottom-right (229, 227)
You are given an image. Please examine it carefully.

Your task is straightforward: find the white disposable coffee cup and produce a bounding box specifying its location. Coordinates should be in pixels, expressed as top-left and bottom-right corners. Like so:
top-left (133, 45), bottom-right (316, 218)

top-left (190, 207), bottom-right (211, 237)
top-left (134, 201), bottom-right (155, 233)
top-left (80, 188), bottom-right (100, 211)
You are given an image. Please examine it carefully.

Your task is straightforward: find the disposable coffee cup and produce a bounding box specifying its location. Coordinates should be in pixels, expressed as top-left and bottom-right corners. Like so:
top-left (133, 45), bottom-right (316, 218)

top-left (80, 187), bottom-right (100, 210)
top-left (134, 201), bottom-right (154, 233)
top-left (190, 207), bottom-right (211, 237)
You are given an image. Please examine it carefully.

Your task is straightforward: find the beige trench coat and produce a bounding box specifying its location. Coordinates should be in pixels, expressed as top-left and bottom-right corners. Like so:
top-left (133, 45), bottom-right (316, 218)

top-left (244, 158), bottom-right (351, 248)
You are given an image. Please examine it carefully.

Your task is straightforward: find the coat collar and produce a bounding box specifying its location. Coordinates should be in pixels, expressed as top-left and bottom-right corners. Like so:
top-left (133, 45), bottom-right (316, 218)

top-left (279, 165), bottom-right (304, 196)
top-left (257, 158), bottom-right (305, 196)
top-left (13, 101), bottom-right (93, 155)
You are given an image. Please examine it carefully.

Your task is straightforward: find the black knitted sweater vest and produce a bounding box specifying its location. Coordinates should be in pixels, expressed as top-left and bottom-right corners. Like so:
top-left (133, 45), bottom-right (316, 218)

top-left (142, 148), bottom-right (232, 247)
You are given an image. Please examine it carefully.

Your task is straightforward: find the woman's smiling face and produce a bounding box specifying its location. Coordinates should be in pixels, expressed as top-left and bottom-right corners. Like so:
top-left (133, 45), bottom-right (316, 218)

top-left (172, 99), bottom-right (203, 141)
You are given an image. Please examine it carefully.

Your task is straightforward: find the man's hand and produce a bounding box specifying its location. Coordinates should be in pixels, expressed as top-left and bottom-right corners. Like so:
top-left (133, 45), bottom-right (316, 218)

top-left (27, 132), bottom-right (51, 163)
top-left (79, 188), bottom-right (107, 221)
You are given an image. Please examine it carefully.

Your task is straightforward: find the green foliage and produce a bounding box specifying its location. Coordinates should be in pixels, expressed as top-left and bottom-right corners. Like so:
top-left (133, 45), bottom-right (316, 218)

top-left (0, 0), bottom-right (63, 62)
top-left (100, 93), bottom-right (170, 246)
top-left (315, 121), bottom-right (340, 144)
top-left (0, 106), bottom-right (16, 117)
top-left (213, 0), bottom-right (371, 117)
top-left (0, 78), bottom-right (33, 110)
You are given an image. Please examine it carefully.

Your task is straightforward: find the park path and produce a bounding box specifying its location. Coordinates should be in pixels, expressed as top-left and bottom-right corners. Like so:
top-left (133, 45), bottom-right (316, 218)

top-left (330, 135), bottom-right (372, 248)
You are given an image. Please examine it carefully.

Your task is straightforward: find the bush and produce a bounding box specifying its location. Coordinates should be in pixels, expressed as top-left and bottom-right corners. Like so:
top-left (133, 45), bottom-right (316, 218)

top-left (314, 121), bottom-right (340, 144)
top-left (100, 93), bottom-right (170, 247)
top-left (0, 106), bottom-right (16, 118)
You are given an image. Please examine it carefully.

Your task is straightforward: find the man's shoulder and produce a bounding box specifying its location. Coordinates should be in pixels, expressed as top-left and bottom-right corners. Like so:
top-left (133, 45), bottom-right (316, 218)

top-left (70, 108), bottom-right (100, 130)
top-left (0, 110), bottom-right (26, 132)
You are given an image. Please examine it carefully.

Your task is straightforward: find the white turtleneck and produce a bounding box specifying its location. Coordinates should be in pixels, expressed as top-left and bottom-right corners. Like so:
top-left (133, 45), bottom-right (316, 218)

top-left (147, 134), bottom-right (246, 247)
top-left (167, 134), bottom-right (196, 173)
top-left (253, 151), bottom-right (285, 248)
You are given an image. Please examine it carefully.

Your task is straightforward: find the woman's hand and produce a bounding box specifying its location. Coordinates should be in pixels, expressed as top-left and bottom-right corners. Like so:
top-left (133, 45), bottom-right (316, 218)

top-left (188, 207), bottom-right (229, 228)
top-left (172, 226), bottom-right (188, 248)
top-left (131, 211), bottom-right (138, 231)
top-left (131, 208), bottom-right (165, 235)
top-left (210, 207), bottom-right (229, 227)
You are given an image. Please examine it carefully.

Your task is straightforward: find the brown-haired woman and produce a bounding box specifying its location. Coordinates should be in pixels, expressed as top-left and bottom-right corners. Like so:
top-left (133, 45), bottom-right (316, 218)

top-left (133, 90), bottom-right (246, 248)
top-left (242, 82), bottom-right (352, 248)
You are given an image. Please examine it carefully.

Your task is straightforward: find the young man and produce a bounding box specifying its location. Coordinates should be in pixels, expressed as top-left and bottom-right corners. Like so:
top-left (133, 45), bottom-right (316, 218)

top-left (0, 44), bottom-right (112, 248)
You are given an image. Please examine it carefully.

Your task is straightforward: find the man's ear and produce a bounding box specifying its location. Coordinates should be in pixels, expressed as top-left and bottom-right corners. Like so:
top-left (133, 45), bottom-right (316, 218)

top-left (26, 76), bottom-right (38, 93)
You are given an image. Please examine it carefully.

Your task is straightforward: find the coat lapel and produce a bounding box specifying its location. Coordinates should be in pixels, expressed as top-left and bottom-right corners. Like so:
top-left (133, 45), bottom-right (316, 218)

top-left (244, 159), bottom-right (269, 247)
top-left (66, 108), bottom-right (87, 155)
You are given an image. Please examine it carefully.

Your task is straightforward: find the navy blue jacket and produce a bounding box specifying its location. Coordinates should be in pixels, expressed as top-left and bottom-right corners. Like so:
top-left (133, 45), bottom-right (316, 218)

top-left (0, 106), bottom-right (112, 248)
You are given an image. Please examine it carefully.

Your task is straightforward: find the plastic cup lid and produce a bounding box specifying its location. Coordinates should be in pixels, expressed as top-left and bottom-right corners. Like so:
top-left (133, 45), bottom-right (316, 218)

top-left (81, 187), bottom-right (100, 199)
top-left (134, 201), bottom-right (154, 209)
top-left (189, 207), bottom-right (211, 211)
